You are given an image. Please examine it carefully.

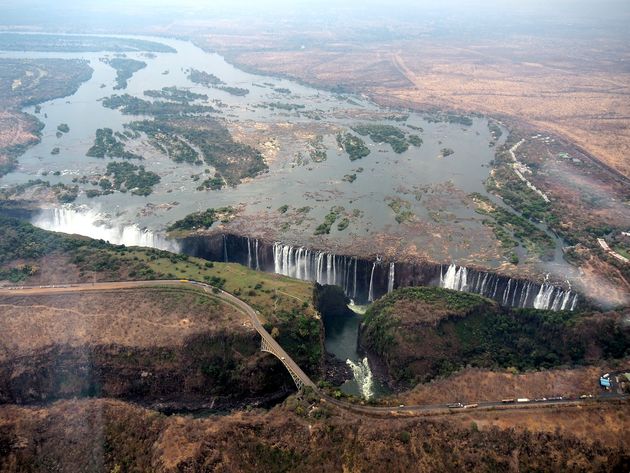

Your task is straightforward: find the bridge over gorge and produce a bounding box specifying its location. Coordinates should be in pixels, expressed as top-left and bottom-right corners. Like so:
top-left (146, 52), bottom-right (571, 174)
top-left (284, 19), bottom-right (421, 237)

top-left (0, 279), bottom-right (317, 391)
top-left (195, 281), bottom-right (317, 391)
top-left (1, 280), bottom-right (625, 415)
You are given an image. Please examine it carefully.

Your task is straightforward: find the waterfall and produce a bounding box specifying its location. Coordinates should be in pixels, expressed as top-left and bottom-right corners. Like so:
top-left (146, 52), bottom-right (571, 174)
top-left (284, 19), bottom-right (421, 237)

top-left (533, 283), bottom-right (555, 309)
top-left (32, 206), bottom-right (179, 252)
top-left (223, 234), bottom-right (228, 262)
top-left (502, 279), bottom-right (512, 305)
top-left (368, 262), bottom-right (376, 302)
top-left (353, 258), bottom-right (358, 299)
top-left (387, 262), bottom-right (395, 293)
top-left (440, 264), bottom-right (467, 291)
top-left (439, 263), bottom-right (577, 311)
top-left (247, 237), bottom-right (252, 268)
top-left (267, 242), bottom-right (577, 311)
top-left (255, 239), bottom-right (260, 270)
top-left (346, 357), bottom-right (374, 400)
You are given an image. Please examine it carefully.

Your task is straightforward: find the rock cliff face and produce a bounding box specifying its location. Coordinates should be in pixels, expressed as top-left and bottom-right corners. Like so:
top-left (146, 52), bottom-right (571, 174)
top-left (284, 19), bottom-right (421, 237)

top-left (0, 333), bottom-right (293, 410)
top-left (180, 233), bottom-right (581, 310)
top-left (0, 289), bottom-right (295, 410)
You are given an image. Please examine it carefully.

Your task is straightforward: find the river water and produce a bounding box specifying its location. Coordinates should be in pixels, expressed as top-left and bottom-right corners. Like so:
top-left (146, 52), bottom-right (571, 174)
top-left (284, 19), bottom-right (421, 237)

top-left (0, 33), bottom-right (516, 266)
top-left (323, 305), bottom-right (387, 399)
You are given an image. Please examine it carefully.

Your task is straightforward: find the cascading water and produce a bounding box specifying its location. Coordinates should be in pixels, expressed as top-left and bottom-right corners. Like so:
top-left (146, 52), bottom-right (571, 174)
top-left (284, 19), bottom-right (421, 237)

top-left (254, 239), bottom-right (260, 270)
top-left (246, 237), bottom-right (252, 269)
top-left (387, 262), bottom-right (395, 293)
top-left (353, 257), bottom-right (358, 299)
top-left (32, 206), bottom-right (179, 252)
top-left (271, 242), bottom-right (361, 298)
top-left (441, 264), bottom-right (467, 291)
top-left (439, 263), bottom-right (578, 311)
top-left (368, 262), bottom-right (376, 302)
top-left (533, 282), bottom-right (578, 311)
top-left (346, 357), bottom-right (374, 400)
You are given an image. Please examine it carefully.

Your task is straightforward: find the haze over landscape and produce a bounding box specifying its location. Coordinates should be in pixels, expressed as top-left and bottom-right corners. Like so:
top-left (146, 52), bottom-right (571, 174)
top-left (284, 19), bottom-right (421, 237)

top-left (0, 1), bottom-right (628, 471)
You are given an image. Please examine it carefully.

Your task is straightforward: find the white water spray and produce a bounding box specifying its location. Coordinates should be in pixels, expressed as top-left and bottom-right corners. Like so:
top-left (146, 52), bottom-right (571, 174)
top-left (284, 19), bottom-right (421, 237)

top-left (346, 357), bottom-right (374, 399)
top-left (32, 206), bottom-right (179, 252)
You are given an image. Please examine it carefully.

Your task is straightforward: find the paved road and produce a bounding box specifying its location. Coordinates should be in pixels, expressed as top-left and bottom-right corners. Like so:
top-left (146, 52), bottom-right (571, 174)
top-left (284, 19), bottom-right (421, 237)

top-left (1, 280), bottom-right (626, 416)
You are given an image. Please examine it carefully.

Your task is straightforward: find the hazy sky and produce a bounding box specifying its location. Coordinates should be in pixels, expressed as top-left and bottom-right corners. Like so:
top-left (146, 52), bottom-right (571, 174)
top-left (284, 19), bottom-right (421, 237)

top-left (1, 0), bottom-right (628, 38)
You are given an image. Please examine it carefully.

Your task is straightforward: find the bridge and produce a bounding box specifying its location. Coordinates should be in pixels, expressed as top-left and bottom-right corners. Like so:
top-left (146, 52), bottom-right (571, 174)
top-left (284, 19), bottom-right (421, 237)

top-left (0, 279), bottom-right (317, 391)
top-left (1, 280), bottom-right (625, 415)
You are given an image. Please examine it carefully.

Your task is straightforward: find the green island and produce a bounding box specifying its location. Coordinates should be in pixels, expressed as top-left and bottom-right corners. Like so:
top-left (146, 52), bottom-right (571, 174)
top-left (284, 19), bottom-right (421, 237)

top-left (408, 134), bottom-right (423, 147)
top-left (102, 94), bottom-right (216, 116)
top-left (103, 161), bottom-right (160, 196)
top-left (187, 68), bottom-right (225, 86)
top-left (440, 148), bottom-right (454, 157)
top-left (56, 123), bottom-right (69, 133)
top-left (307, 135), bottom-right (327, 163)
top-left (127, 121), bottom-right (200, 164)
top-left (197, 174), bottom-right (225, 191)
top-left (488, 121), bottom-right (503, 141)
top-left (86, 128), bottom-right (142, 160)
top-left (265, 102), bottom-right (306, 111)
top-left (351, 123), bottom-right (410, 153)
top-left (167, 207), bottom-right (236, 232)
top-left (425, 112), bottom-right (474, 126)
top-left (101, 58), bottom-right (147, 90)
top-left (144, 86), bottom-right (208, 102)
top-left (216, 86), bottom-right (250, 96)
top-left (386, 197), bottom-right (414, 223)
top-left (336, 132), bottom-right (370, 161)
top-left (314, 207), bottom-right (346, 235)
top-left (125, 118), bottom-right (267, 186)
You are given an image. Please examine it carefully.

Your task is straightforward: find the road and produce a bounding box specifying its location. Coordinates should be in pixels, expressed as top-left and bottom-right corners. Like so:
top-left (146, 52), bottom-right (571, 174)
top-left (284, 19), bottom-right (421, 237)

top-left (0, 280), bottom-right (317, 390)
top-left (1, 280), bottom-right (626, 416)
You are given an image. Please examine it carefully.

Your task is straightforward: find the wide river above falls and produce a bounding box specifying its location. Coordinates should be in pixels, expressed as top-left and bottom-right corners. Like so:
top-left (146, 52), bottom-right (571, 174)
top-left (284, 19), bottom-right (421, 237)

top-left (0, 34), bottom-right (530, 267)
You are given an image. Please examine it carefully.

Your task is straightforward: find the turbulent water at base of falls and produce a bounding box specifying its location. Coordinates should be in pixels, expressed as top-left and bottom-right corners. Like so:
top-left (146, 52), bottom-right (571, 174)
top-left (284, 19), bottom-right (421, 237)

top-left (439, 263), bottom-right (578, 311)
top-left (348, 301), bottom-right (368, 315)
top-left (32, 206), bottom-right (180, 252)
top-left (346, 357), bottom-right (374, 400)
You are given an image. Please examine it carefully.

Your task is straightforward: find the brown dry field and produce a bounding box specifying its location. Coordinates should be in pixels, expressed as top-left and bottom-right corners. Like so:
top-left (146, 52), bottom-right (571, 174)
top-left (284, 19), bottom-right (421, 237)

top-left (0, 288), bottom-right (247, 358)
top-left (398, 366), bottom-right (625, 405)
top-left (0, 110), bottom-right (39, 165)
top-left (198, 34), bottom-right (630, 180)
top-left (456, 401), bottom-right (630, 450)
